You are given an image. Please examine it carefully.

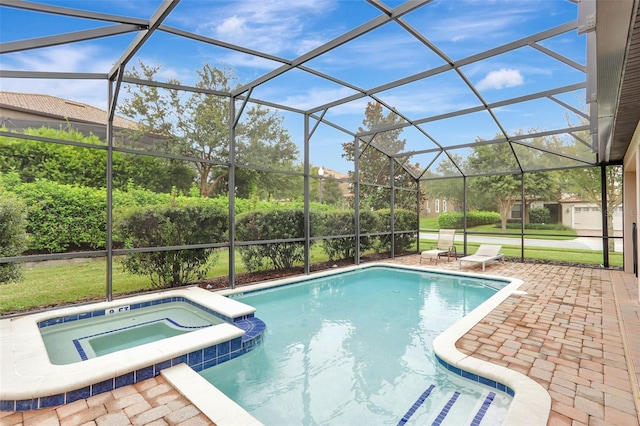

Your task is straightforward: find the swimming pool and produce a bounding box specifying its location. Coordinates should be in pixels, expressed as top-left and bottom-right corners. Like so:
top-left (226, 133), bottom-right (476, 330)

top-left (202, 266), bottom-right (513, 425)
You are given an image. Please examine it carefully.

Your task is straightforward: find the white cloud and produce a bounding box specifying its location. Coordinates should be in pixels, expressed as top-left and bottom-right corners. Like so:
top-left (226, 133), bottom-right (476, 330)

top-left (476, 68), bottom-right (524, 91)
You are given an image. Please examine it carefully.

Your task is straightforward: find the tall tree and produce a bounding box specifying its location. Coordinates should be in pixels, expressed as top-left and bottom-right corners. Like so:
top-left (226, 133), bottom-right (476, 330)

top-left (467, 140), bottom-right (558, 231)
top-left (421, 153), bottom-right (465, 212)
top-left (119, 61), bottom-right (299, 197)
top-left (342, 102), bottom-right (417, 210)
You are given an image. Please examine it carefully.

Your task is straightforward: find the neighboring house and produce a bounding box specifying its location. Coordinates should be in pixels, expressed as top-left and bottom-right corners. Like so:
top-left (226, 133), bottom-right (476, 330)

top-left (509, 197), bottom-right (622, 234)
top-left (0, 91), bottom-right (138, 140)
top-left (421, 197), bottom-right (456, 218)
top-left (558, 196), bottom-right (623, 234)
top-left (318, 167), bottom-right (353, 203)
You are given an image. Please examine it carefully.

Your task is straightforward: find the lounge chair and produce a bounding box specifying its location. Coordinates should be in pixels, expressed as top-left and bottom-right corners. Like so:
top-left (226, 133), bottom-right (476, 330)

top-left (420, 229), bottom-right (457, 264)
top-left (459, 244), bottom-right (504, 271)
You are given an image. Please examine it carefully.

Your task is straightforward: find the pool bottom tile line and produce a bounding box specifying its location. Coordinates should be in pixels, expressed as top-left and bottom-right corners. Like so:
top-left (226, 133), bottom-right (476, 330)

top-left (397, 384), bottom-right (436, 426)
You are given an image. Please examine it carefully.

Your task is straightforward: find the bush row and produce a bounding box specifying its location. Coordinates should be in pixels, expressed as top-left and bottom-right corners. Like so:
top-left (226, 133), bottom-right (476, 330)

top-left (0, 173), bottom-right (329, 253)
top-left (437, 211), bottom-right (501, 228)
top-left (0, 173), bottom-right (418, 285)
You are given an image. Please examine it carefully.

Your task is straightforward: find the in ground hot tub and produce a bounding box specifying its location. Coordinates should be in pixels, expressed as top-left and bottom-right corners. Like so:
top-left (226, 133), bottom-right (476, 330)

top-left (0, 287), bottom-right (266, 412)
top-left (39, 298), bottom-right (228, 364)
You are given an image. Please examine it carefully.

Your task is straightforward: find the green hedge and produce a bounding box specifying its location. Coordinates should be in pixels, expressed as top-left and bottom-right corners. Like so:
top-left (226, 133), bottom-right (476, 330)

top-left (235, 209), bottom-right (309, 271)
top-left (316, 210), bottom-right (380, 261)
top-left (376, 208), bottom-right (417, 253)
top-left (0, 193), bottom-right (28, 283)
top-left (437, 211), bottom-right (500, 228)
top-left (116, 202), bottom-right (228, 287)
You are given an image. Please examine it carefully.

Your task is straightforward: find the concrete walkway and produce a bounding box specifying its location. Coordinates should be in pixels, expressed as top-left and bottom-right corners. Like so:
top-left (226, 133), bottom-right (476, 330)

top-left (2, 258), bottom-right (638, 426)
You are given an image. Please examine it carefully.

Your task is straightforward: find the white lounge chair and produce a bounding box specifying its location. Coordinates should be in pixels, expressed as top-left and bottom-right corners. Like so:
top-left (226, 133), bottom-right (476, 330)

top-left (459, 244), bottom-right (504, 271)
top-left (420, 229), bottom-right (456, 264)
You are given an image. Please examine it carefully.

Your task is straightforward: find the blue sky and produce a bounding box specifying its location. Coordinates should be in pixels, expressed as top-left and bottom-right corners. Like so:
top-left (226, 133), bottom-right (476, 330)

top-left (0, 0), bottom-right (588, 175)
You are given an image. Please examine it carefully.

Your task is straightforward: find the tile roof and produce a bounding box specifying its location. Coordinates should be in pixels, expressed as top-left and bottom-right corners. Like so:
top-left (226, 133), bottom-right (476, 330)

top-left (0, 91), bottom-right (138, 130)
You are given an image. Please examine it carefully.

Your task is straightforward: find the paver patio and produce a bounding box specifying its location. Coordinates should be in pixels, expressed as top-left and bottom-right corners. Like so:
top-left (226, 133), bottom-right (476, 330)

top-left (1, 257), bottom-right (638, 426)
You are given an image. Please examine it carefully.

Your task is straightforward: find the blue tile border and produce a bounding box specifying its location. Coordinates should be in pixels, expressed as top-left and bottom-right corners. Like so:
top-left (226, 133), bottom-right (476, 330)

top-left (2, 315), bottom-right (266, 412)
top-left (37, 296), bottom-right (250, 329)
top-left (435, 354), bottom-right (514, 397)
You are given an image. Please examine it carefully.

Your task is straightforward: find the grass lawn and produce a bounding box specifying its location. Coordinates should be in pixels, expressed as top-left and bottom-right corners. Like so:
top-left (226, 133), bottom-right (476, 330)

top-left (0, 245), bottom-right (332, 314)
top-left (420, 217), bottom-right (578, 240)
top-left (1, 238), bottom-right (622, 315)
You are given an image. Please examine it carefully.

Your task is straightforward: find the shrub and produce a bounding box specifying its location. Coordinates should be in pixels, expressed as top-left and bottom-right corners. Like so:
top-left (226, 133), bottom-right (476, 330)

top-left (437, 211), bottom-right (500, 228)
top-left (376, 208), bottom-right (417, 253)
top-left (317, 210), bottom-right (380, 261)
top-left (235, 209), bottom-right (308, 271)
top-left (0, 193), bottom-right (28, 283)
top-left (529, 207), bottom-right (550, 224)
top-left (116, 201), bottom-right (227, 288)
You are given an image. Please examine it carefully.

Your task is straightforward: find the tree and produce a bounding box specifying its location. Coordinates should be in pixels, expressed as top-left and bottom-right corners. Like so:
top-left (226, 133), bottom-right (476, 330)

top-left (342, 102), bottom-right (417, 210)
top-left (236, 105), bottom-right (300, 201)
top-left (421, 153), bottom-right (465, 212)
top-left (467, 140), bottom-right (558, 231)
top-left (119, 61), bottom-right (299, 197)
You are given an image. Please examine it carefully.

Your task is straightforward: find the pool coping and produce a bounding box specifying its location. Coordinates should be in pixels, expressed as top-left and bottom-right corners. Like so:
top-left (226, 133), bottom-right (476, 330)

top-left (194, 262), bottom-right (549, 426)
top-left (0, 287), bottom-right (254, 406)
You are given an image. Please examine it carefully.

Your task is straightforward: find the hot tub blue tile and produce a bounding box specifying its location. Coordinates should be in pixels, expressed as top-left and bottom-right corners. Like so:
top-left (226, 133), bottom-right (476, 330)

top-left (15, 398), bottom-right (38, 411)
top-left (217, 341), bottom-right (230, 356)
top-left (218, 354), bottom-right (231, 364)
top-left (67, 386), bottom-right (91, 403)
top-left (154, 360), bottom-right (171, 374)
top-left (187, 349), bottom-right (203, 366)
top-left (63, 314), bottom-right (78, 323)
top-left (506, 387), bottom-right (515, 397)
top-left (0, 400), bottom-right (15, 411)
top-left (191, 364), bottom-right (204, 372)
top-left (497, 383), bottom-right (506, 392)
top-left (230, 337), bottom-right (242, 353)
top-left (136, 366), bottom-right (154, 381)
top-left (79, 312), bottom-right (92, 320)
top-left (40, 393), bottom-right (65, 408)
top-left (92, 378), bottom-right (114, 394)
top-left (203, 358), bottom-right (218, 369)
top-left (171, 355), bottom-right (187, 366)
top-left (115, 372), bottom-right (134, 388)
top-left (203, 345), bottom-right (217, 360)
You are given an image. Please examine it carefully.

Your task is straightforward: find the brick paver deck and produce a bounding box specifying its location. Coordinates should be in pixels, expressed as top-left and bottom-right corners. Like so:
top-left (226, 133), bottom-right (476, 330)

top-left (2, 257), bottom-right (639, 426)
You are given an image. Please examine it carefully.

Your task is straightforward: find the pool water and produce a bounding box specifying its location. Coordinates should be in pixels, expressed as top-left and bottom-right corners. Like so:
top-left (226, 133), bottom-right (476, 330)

top-left (40, 301), bottom-right (226, 364)
top-left (89, 321), bottom-right (185, 357)
top-left (200, 266), bottom-right (512, 425)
